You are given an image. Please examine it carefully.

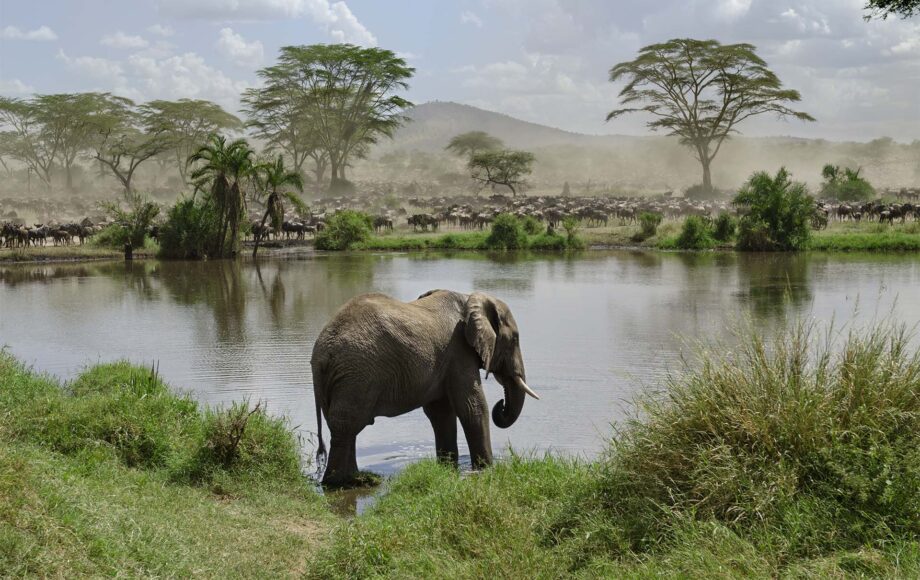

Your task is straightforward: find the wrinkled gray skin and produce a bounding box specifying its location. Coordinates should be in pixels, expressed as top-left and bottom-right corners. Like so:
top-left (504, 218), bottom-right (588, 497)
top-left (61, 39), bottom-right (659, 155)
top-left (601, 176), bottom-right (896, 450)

top-left (311, 289), bottom-right (537, 486)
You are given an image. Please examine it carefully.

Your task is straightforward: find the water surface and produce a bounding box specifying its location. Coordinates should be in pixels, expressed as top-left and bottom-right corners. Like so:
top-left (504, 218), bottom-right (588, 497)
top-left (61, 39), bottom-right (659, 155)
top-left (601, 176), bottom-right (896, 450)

top-left (2, 250), bottom-right (919, 475)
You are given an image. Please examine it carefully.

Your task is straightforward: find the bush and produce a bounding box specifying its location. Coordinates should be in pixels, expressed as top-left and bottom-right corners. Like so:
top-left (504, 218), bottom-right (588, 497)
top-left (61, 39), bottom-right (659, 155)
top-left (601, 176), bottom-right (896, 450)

top-left (98, 192), bottom-right (160, 249)
top-left (820, 164), bottom-right (875, 202)
top-left (529, 231), bottom-right (568, 250)
top-left (315, 210), bottom-right (373, 251)
top-left (638, 212), bottom-right (663, 240)
top-left (675, 216), bottom-right (715, 249)
top-left (158, 198), bottom-right (221, 259)
top-left (521, 215), bottom-right (544, 236)
top-left (712, 212), bottom-right (737, 242)
top-left (485, 213), bottom-right (527, 250)
top-left (734, 168), bottom-right (815, 252)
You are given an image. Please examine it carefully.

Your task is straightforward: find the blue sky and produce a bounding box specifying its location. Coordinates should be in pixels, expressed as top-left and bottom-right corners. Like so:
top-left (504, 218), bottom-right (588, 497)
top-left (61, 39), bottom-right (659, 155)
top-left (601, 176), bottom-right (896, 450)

top-left (1, 0), bottom-right (918, 141)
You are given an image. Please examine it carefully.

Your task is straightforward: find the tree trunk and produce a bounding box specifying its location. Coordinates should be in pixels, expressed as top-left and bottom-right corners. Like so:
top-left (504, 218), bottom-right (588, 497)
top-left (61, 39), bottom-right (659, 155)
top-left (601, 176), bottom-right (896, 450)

top-left (65, 163), bottom-right (74, 193)
top-left (252, 206), bottom-right (271, 259)
top-left (701, 159), bottom-right (712, 194)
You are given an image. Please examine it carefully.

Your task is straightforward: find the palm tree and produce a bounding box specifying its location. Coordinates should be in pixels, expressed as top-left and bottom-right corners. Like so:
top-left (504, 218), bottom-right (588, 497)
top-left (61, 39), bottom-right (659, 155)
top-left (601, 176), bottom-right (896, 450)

top-left (188, 134), bottom-right (255, 258)
top-left (251, 154), bottom-right (305, 258)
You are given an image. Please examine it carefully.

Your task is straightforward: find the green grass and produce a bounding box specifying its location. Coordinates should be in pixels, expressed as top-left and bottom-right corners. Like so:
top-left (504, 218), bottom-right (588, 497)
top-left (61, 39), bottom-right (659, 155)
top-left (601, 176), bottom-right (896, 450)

top-left (311, 321), bottom-right (920, 578)
top-left (809, 231), bottom-right (920, 252)
top-left (0, 353), bottom-right (329, 576)
top-left (356, 230), bottom-right (583, 252)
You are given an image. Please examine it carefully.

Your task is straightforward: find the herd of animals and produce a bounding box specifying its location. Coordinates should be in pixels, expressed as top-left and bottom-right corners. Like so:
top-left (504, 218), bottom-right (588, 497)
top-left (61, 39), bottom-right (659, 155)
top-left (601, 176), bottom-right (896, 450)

top-left (2, 187), bottom-right (920, 250)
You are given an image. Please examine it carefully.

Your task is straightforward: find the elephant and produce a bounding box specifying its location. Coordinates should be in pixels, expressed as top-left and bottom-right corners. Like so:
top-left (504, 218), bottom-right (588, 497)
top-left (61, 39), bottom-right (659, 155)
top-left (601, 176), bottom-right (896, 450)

top-left (311, 289), bottom-right (539, 486)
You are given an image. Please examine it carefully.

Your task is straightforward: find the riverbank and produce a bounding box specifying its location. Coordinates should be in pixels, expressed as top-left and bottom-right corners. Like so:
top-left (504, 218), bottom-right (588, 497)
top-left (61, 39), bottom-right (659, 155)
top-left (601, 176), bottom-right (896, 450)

top-left (2, 219), bottom-right (920, 264)
top-left (4, 319), bottom-right (920, 577)
top-left (0, 354), bottom-right (331, 576)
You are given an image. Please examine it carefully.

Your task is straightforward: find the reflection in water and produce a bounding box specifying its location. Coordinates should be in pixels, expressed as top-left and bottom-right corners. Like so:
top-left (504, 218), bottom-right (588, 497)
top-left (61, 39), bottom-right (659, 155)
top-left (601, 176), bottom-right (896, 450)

top-left (2, 250), bottom-right (919, 477)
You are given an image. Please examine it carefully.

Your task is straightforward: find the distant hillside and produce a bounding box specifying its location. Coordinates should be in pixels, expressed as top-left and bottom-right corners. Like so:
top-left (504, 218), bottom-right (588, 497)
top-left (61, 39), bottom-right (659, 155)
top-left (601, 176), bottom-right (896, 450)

top-left (380, 101), bottom-right (627, 152)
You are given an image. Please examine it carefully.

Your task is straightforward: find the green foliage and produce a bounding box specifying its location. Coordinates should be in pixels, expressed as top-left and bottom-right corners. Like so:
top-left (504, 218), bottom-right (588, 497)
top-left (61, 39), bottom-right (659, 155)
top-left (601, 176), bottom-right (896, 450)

top-left (561, 216), bottom-right (580, 241)
top-left (864, 0), bottom-right (920, 19)
top-left (99, 192), bottom-right (160, 249)
top-left (521, 215), bottom-right (544, 235)
top-left (315, 210), bottom-right (373, 250)
top-left (485, 213), bottom-right (528, 250)
top-left (529, 231), bottom-right (569, 250)
top-left (676, 216), bottom-right (716, 249)
top-left (713, 212), bottom-right (737, 241)
top-left (157, 198), bottom-right (221, 259)
top-left (468, 150), bottom-right (535, 197)
top-left (809, 231), bottom-right (920, 252)
top-left (820, 164), bottom-right (875, 202)
top-left (638, 211), bottom-right (663, 239)
top-left (734, 168), bottom-right (815, 251)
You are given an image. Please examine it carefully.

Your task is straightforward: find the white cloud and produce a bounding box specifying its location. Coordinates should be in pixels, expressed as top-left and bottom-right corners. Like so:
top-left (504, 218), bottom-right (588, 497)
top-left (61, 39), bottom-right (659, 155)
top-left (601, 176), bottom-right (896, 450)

top-left (0, 78), bottom-right (35, 95)
top-left (216, 27), bottom-right (264, 66)
top-left (155, 0), bottom-right (376, 45)
top-left (125, 52), bottom-right (251, 110)
top-left (460, 10), bottom-right (483, 27)
top-left (56, 50), bottom-right (125, 82)
top-left (101, 31), bottom-right (150, 49)
top-left (0, 25), bottom-right (57, 41)
top-left (147, 24), bottom-right (175, 37)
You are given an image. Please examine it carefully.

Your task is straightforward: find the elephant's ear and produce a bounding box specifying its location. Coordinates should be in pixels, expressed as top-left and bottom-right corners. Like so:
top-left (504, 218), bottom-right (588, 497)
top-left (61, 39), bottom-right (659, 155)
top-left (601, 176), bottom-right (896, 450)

top-left (464, 292), bottom-right (498, 376)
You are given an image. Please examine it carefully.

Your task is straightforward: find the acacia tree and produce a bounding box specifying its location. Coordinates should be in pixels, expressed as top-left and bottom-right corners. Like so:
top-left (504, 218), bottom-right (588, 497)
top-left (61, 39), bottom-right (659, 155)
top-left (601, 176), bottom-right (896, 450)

top-left (142, 99), bottom-right (242, 184)
top-left (607, 39), bottom-right (814, 194)
top-left (468, 150), bottom-right (535, 197)
top-left (242, 81), bottom-right (328, 184)
top-left (251, 44), bottom-right (414, 191)
top-left (445, 131), bottom-right (503, 159)
top-left (0, 97), bottom-right (61, 189)
top-left (87, 94), bottom-right (173, 193)
top-left (864, 0), bottom-right (919, 18)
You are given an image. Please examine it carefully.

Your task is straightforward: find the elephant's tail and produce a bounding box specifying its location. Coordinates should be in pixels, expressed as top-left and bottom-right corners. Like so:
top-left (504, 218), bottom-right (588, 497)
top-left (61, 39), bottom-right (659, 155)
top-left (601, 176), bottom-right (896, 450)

top-left (312, 362), bottom-right (327, 465)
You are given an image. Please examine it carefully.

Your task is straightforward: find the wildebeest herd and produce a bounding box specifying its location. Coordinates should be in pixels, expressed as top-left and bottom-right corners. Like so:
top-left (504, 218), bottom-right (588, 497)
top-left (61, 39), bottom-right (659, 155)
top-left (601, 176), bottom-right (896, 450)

top-left (2, 186), bottom-right (919, 251)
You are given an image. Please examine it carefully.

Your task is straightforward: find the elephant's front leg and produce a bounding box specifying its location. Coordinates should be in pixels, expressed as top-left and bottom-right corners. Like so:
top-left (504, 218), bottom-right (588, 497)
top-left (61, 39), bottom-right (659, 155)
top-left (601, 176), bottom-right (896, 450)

top-left (453, 384), bottom-right (493, 469)
top-left (423, 396), bottom-right (458, 465)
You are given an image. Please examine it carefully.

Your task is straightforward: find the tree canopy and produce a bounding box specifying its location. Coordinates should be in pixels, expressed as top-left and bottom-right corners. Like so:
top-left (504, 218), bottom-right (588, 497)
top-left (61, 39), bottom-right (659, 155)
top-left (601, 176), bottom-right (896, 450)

top-left (445, 131), bottom-right (503, 158)
top-left (864, 0), bottom-right (919, 19)
top-left (607, 38), bottom-right (814, 194)
top-left (468, 150), bottom-right (535, 197)
top-left (247, 43), bottom-right (414, 192)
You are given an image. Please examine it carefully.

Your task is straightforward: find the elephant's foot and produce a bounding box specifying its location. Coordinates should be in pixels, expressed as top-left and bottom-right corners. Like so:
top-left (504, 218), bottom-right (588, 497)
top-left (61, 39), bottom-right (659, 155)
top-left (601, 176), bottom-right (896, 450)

top-left (323, 436), bottom-right (359, 487)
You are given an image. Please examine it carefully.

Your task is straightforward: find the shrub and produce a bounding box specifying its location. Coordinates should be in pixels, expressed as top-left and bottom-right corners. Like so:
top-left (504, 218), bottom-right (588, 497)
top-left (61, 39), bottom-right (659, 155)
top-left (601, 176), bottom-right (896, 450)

top-left (734, 168), bottom-right (815, 252)
top-left (158, 198), bottom-right (221, 259)
top-left (529, 231), bottom-right (568, 250)
top-left (712, 212), bottom-right (737, 242)
top-left (638, 212), bottom-right (663, 239)
top-left (820, 164), bottom-right (875, 202)
top-left (485, 213), bottom-right (527, 250)
top-left (566, 321), bottom-right (920, 558)
top-left (521, 215), bottom-right (544, 236)
top-left (315, 210), bottom-right (373, 250)
top-left (98, 192), bottom-right (160, 249)
top-left (676, 216), bottom-right (715, 249)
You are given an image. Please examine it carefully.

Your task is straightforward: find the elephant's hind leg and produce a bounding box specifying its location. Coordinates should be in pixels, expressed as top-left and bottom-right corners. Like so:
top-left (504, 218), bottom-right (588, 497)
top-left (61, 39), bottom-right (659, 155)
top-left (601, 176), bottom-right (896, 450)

top-left (323, 430), bottom-right (359, 486)
top-left (423, 397), bottom-right (458, 465)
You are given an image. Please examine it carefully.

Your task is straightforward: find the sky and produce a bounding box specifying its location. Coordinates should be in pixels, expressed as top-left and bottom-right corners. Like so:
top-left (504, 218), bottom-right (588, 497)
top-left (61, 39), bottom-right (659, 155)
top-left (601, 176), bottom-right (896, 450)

top-left (1, 0), bottom-right (918, 142)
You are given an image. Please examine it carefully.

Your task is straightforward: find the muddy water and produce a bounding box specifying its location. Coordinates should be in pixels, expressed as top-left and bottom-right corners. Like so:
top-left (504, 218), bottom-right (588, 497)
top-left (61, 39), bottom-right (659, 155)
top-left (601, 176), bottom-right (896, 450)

top-left (2, 251), bottom-right (920, 483)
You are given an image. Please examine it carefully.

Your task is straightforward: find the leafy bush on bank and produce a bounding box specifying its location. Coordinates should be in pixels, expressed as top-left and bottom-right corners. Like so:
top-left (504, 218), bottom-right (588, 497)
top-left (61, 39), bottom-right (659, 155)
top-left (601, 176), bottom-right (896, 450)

top-left (735, 168), bottom-right (815, 251)
top-left (820, 164), bottom-right (875, 202)
top-left (315, 210), bottom-right (373, 251)
top-left (158, 198), bottom-right (222, 259)
top-left (485, 213), bottom-right (528, 250)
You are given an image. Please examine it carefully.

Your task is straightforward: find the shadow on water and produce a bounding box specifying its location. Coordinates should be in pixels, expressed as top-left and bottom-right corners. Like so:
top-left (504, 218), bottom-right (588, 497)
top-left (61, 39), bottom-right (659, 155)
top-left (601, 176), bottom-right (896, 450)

top-left (735, 253), bottom-right (812, 320)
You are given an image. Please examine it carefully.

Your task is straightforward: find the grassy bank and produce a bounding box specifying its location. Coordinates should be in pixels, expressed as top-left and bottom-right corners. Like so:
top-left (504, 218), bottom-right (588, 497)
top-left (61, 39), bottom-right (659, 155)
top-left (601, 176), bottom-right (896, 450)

top-left (5, 320), bottom-right (920, 577)
top-left (0, 354), bottom-right (329, 577)
top-left (311, 322), bottom-right (920, 578)
top-left (355, 230), bottom-right (583, 251)
top-left (810, 231), bottom-right (920, 252)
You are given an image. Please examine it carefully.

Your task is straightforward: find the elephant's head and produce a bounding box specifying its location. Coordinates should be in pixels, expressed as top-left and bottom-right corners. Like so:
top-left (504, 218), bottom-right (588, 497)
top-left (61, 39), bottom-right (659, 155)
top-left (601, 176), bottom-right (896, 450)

top-left (464, 292), bottom-right (539, 429)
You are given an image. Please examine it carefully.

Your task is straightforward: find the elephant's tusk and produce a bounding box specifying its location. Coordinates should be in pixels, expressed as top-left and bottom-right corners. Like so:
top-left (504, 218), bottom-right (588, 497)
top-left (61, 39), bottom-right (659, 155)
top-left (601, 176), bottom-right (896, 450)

top-left (516, 377), bottom-right (540, 400)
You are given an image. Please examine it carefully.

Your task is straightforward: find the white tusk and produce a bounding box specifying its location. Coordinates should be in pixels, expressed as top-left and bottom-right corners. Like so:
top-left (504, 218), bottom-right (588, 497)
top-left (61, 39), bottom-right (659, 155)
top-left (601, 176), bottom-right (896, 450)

top-left (516, 377), bottom-right (540, 400)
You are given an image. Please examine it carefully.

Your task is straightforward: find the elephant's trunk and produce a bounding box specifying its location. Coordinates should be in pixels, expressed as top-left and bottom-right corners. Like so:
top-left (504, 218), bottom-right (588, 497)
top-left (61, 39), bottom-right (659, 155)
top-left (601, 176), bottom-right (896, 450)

top-left (492, 375), bottom-right (538, 429)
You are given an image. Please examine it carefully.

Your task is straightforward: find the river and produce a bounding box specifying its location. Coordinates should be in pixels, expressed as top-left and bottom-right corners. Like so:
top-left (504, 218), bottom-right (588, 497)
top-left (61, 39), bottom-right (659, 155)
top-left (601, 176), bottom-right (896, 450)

top-left (2, 250), bottom-right (919, 477)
